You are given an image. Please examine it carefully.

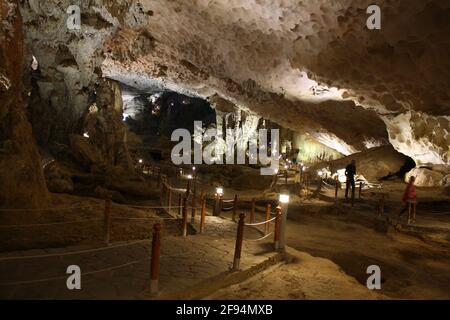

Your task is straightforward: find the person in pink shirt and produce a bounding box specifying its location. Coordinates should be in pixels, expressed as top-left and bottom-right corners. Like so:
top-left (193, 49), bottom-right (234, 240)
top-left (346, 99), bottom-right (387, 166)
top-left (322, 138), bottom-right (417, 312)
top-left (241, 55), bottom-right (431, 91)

top-left (398, 176), bottom-right (417, 224)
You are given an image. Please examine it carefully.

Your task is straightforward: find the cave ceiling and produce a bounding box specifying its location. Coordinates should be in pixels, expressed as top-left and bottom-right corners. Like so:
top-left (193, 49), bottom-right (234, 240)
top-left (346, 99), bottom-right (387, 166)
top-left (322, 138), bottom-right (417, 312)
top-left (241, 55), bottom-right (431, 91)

top-left (21, 0), bottom-right (450, 164)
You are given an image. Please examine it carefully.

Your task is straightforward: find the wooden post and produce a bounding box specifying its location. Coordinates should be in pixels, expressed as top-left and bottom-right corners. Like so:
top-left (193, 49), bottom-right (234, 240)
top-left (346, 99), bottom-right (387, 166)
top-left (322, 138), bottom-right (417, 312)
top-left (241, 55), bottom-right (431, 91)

top-left (186, 179), bottom-right (191, 196)
top-left (219, 196), bottom-right (223, 215)
top-left (335, 180), bottom-right (339, 202)
top-left (233, 213), bottom-right (245, 271)
top-left (200, 198), bottom-right (206, 233)
top-left (305, 174), bottom-right (309, 196)
top-left (265, 203), bottom-right (271, 235)
top-left (182, 197), bottom-right (188, 237)
top-left (150, 223), bottom-right (162, 296)
top-left (274, 206), bottom-right (282, 249)
top-left (284, 170), bottom-right (288, 185)
top-left (358, 182), bottom-right (362, 199)
top-left (167, 188), bottom-right (172, 215)
top-left (250, 198), bottom-right (256, 223)
top-left (103, 196), bottom-right (112, 245)
top-left (178, 194), bottom-right (182, 216)
top-left (232, 194), bottom-right (238, 222)
top-left (191, 187), bottom-right (196, 221)
top-left (213, 193), bottom-right (218, 216)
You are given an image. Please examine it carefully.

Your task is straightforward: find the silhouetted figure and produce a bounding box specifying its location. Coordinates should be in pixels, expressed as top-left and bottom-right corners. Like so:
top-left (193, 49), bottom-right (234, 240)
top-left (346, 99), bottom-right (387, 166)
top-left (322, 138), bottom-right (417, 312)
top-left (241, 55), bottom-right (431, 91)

top-left (398, 176), bottom-right (417, 224)
top-left (345, 160), bottom-right (356, 199)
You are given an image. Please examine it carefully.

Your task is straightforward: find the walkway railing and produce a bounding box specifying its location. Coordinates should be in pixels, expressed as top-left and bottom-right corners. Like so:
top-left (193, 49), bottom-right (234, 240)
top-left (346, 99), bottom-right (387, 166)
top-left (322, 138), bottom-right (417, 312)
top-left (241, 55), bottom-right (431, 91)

top-left (0, 163), bottom-right (283, 297)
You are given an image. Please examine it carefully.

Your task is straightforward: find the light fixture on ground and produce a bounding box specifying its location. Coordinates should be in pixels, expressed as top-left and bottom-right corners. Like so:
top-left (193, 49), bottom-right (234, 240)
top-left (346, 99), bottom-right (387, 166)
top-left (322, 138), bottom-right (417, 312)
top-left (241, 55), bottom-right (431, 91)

top-left (278, 192), bottom-right (290, 249)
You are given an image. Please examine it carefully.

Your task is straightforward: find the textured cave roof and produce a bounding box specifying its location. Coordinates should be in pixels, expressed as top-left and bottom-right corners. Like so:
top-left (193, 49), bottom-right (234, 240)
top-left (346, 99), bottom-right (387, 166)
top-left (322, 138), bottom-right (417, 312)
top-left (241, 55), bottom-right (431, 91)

top-left (21, 0), bottom-right (450, 164)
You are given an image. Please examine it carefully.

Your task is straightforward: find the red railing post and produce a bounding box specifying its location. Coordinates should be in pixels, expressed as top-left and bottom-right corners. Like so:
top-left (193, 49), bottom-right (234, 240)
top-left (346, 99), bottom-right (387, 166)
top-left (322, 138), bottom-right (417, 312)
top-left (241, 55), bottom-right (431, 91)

top-left (167, 188), bottom-right (172, 215)
top-left (232, 194), bottom-right (238, 222)
top-left (178, 194), bottom-right (182, 216)
top-left (200, 197), bottom-right (206, 233)
top-left (359, 182), bottom-right (363, 199)
top-left (233, 213), bottom-right (246, 270)
top-left (335, 181), bottom-right (339, 202)
top-left (150, 223), bottom-right (162, 296)
top-left (191, 188), bottom-right (196, 221)
top-left (274, 206), bottom-right (281, 249)
top-left (103, 195), bottom-right (112, 245)
top-left (265, 203), bottom-right (271, 235)
top-left (182, 197), bottom-right (188, 237)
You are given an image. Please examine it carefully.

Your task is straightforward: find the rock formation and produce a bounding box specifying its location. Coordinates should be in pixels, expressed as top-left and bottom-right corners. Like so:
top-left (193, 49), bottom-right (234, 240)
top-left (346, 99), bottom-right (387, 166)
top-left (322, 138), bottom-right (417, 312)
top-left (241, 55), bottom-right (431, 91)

top-left (0, 0), bottom-right (48, 208)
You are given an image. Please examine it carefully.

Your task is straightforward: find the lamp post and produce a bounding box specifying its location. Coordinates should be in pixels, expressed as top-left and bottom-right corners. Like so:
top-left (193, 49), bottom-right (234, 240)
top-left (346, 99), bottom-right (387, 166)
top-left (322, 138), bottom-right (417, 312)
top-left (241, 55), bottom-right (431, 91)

top-left (214, 187), bottom-right (224, 216)
top-left (186, 174), bottom-right (192, 196)
top-left (278, 193), bottom-right (290, 249)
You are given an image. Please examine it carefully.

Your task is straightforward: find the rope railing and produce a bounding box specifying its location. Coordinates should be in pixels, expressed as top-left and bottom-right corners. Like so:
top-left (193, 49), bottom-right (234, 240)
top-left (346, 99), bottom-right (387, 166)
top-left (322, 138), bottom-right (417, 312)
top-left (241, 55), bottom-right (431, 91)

top-left (232, 207), bottom-right (282, 270)
top-left (0, 163), bottom-right (283, 296)
top-left (0, 239), bottom-right (150, 262)
top-left (0, 204), bottom-right (101, 212)
top-left (245, 232), bottom-right (274, 242)
top-left (0, 218), bottom-right (102, 228)
top-left (244, 216), bottom-right (277, 227)
top-left (0, 256), bottom-right (151, 287)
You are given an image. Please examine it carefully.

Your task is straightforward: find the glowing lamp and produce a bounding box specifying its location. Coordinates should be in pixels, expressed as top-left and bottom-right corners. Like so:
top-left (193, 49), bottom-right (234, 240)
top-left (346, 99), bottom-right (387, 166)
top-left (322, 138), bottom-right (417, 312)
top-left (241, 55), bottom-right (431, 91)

top-left (192, 166), bottom-right (196, 171)
top-left (187, 174), bottom-right (193, 180)
top-left (83, 132), bottom-right (89, 138)
top-left (279, 194), bottom-right (290, 204)
top-left (317, 170), bottom-right (323, 177)
top-left (138, 159), bottom-right (143, 164)
top-left (216, 187), bottom-right (224, 196)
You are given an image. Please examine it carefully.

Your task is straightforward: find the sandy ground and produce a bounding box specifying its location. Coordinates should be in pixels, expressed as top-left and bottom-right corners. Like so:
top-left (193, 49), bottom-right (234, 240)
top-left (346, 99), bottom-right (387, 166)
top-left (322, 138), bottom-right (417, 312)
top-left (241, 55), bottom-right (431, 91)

top-left (213, 179), bottom-right (450, 300)
top-left (207, 247), bottom-right (386, 300)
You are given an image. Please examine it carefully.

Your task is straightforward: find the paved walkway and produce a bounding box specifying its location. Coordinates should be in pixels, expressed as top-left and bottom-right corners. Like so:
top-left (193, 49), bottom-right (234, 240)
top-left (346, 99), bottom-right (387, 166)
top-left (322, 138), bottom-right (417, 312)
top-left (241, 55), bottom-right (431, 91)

top-left (0, 216), bottom-right (279, 299)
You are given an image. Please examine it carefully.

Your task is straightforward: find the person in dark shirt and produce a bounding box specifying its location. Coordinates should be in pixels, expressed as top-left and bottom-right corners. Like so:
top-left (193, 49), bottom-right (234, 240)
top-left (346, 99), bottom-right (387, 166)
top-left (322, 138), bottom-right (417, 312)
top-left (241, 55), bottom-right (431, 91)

top-left (345, 160), bottom-right (356, 199)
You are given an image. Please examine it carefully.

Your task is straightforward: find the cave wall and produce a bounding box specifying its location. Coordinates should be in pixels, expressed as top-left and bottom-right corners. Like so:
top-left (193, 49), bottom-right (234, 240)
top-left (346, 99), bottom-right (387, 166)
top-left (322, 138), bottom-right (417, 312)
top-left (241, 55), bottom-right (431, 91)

top-left (0, 0), bottom-right (49, 208)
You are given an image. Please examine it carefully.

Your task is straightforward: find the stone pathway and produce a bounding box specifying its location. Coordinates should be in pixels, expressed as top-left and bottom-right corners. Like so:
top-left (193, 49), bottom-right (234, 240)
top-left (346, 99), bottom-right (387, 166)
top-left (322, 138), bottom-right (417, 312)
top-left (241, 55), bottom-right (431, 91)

top-left (0, 216), bottom-right (279, 299)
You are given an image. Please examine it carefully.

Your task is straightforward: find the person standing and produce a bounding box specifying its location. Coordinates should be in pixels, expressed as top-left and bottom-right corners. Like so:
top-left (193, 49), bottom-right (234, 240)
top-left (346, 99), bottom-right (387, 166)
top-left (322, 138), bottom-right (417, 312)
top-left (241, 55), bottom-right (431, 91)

top-left (345, 160), bottom-right (356, 199)
top-left (398, 176), bottom-right (417, 224)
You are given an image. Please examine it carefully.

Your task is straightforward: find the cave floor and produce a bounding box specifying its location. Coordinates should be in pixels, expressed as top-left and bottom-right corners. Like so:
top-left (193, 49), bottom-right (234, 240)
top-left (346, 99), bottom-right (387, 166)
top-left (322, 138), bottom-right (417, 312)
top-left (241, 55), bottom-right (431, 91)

top-left (212, 180), bottom-right (450, 300)
top-left (0, 178), bottom-right (449, 300)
